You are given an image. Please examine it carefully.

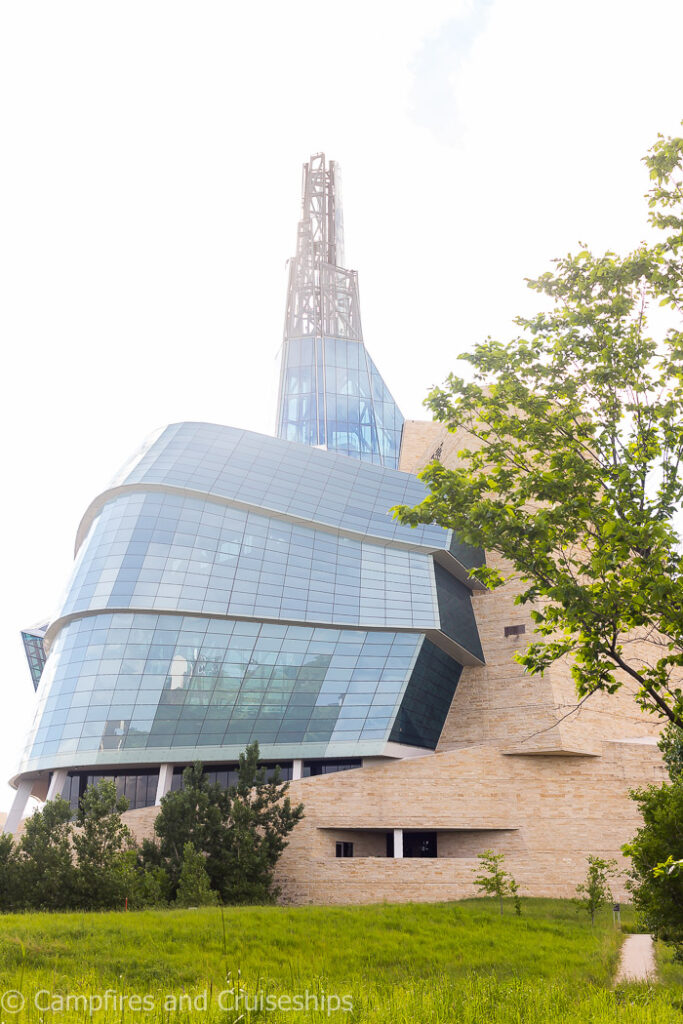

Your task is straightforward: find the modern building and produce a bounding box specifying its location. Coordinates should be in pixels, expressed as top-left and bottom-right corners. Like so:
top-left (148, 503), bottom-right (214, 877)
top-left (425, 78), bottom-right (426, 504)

top-left (276, 154), bottom-right (404, 467)
top-left (5, 155), bottom-right (664, 903)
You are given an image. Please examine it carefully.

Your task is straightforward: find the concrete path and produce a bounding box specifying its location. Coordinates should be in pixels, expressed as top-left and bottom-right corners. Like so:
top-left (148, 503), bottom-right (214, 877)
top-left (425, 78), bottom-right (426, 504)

top-left (615, 933), bottom-right (656, 984)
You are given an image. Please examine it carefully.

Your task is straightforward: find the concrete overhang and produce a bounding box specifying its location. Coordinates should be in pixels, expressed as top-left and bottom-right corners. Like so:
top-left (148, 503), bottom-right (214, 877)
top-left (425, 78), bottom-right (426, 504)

top-left (317, 824), bottom-right (520, 832)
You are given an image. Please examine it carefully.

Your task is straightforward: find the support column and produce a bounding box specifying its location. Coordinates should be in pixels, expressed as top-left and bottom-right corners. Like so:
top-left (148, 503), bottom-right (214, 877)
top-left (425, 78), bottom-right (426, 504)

top-left (3, 779), bottom-right (34, 835)
top-left (292, 759), bottom-right (303, 781)
top-left (393, 828), bottom-right (403, 859)
top-left (155, 764), bottom-right (174, 806)
top-left (46, 768), bottom-right (68, 802)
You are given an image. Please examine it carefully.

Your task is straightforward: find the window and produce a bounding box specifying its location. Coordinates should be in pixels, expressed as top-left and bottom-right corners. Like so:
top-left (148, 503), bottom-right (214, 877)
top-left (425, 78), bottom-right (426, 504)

top-left (335, 841), bottom-right (354, 858)
top-left (404, 831), bottom-right (437, 858)
top-left (504, 624), bottom-right (526, 638)
top-left (63, 769), bottom-right (159, 812)
top-left (171, 761), bottom-right (292, 790)
top-left (303, 758), bottom-right (361, 777)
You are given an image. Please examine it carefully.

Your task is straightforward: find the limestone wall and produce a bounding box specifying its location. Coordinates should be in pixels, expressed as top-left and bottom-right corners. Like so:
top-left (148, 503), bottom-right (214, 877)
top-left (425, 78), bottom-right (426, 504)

top-left (121, 736), bottom-right (663, 906)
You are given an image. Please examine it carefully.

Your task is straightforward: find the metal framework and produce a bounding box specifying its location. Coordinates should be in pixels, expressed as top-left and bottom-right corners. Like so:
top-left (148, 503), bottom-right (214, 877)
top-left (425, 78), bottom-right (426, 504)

top-left (283, 153), bottom-right (362, 343)
top-left (276, 153), bottom-right (404, 467)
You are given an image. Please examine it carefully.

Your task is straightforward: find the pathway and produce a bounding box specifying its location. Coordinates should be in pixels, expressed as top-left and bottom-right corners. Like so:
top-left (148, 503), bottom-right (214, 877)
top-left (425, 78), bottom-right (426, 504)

top-left (615, 933), bottom-right (656, 984)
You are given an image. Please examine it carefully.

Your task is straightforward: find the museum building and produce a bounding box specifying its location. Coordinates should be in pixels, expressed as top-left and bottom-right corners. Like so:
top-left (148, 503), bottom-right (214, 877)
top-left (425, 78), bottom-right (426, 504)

top-left (6, 155), bottom-right (665, 903)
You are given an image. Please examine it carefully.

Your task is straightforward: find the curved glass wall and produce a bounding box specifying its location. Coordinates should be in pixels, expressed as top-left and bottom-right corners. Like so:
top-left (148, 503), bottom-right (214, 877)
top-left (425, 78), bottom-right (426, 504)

top-left (16, 424), bottom-right (484, 779)
top-left (23, 613), bottom-right (424, 770)
top-left (277, 337), bottom-right (404, 468)
top-left (63, 492), bottom-right (436, 629)
top-left (102, 423), bottom-right (457, 555)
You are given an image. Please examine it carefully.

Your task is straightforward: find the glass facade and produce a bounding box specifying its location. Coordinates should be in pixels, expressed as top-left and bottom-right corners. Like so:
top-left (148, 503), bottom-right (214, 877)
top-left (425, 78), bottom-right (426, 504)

top-left (16, 424), bottom-right (484, 780)
top-left (62, 769), bottom-right (159, 812)
top-left (61, 492), bottom-right (437, 630)
top-left (102, 423), bottom-right (462, 556)
top-left (170, 763), bottom-right (293, 790)
top-left (21, 623), bottom-right (49, 691)
top-left (389, 640), bottom-right (463, 749)
top-left (25, 613), bottom-right (425, 765)
top-left (275, 152), bottom-right (404, 468)
top-left (303, 758), bottom-right (361, 777)
top-left (277, 336), bottom-right (404, 468)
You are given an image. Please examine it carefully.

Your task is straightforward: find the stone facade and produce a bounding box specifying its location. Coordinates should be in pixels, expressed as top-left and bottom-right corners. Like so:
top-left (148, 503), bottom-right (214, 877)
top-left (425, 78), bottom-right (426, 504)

top-left (121, 419), bottom-right (666, 905)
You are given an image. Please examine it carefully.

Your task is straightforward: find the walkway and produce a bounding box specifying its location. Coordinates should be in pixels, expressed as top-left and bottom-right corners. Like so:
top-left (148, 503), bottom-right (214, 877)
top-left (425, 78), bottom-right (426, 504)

top-left (615, 933), bottom-right (656, 984)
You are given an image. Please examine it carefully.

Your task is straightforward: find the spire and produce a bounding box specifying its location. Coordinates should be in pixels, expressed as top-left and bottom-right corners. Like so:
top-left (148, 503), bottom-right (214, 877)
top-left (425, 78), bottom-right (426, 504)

top-left (276, 153), bottom-right (404, 468)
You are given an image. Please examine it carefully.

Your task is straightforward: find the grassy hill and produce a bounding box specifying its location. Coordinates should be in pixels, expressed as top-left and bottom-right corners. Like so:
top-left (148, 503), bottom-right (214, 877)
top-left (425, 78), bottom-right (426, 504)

top-left (0, 898), bottom-right (679, 1022)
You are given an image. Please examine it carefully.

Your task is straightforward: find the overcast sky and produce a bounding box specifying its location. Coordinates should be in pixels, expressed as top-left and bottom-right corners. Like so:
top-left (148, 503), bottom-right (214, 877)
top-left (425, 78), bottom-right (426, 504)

top-left (1, 0), bottom-right (682, 812)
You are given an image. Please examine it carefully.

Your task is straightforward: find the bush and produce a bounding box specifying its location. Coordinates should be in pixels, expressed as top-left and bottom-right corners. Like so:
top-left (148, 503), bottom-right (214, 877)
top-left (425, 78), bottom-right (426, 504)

top-left (154, 742), bottom-right (304, 904)
top-left (623, 781), bottom-right (683, 958)
top-left (13, 797), bottom-right (75, 910)
top-left (72, 780), bottom-right (136, 910)
top-left (472, 850), bottom-right (521, 915)
top-left (176, 843), bottom-right (218, 907)
top-left (575, 855), bottom-right (617, 926)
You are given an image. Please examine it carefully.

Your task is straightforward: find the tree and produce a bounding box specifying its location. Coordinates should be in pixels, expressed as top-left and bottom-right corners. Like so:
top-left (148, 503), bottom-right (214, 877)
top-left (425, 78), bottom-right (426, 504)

top-left (153, 762), bottom-right (231, 895)
top-left (131, 842), bottom-right (172, 908)
top-left (658, 723), bottom-right (683, 781)
top-left (623, 719), bottom-right (683, 955)
top-left (72, 780), bottom-right (136, 910)
top-left (153, 743), bottom-right (304, 904)
top-left (0, 833), bottom-right (17, 911)
top-left (472, 849), bottom-right (520, 915)
top-left (128, 859), bottom-right (171, 908)
top-left (218, 743), bottom-right (304, 904)
top-left (394, 131), bottom-right (683, 729)
top-left (575, 855), bottom-right (617, 925)
top-left (623, 783), bottom-right (683, 957)
top-left (176, 842), bottom-right (218, 907)
top-left (509, 876), bottom-right (522, 917)
top-left (13, 797), bottom-right (75, 910)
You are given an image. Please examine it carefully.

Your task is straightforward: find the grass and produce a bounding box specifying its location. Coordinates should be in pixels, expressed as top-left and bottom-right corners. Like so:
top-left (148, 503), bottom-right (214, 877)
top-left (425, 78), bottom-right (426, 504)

top-left (654, 937), bottom-right (683, 989)
top-left (0, 898), bottom-right (678, 1022)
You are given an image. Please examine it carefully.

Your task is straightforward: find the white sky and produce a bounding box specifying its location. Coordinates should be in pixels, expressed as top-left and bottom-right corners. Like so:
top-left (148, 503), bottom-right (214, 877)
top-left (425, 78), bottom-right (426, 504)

top-left (1, 0), bottom-right (682, 812)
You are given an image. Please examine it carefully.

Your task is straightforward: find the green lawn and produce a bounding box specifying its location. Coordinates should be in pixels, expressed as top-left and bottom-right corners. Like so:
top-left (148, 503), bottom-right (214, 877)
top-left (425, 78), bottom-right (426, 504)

top-left (0, 899), bottom-right (677, 1022)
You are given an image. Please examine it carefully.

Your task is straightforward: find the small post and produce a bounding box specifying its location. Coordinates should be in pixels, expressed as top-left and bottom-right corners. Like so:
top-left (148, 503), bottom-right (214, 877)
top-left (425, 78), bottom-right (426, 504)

top-left (612, 902), bottom-right (621, 928)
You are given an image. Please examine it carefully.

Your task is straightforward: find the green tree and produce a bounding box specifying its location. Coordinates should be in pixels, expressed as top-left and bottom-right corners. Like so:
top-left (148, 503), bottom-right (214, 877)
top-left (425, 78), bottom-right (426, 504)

top-left (14, 798), bottom-right (75, 910)
top-left (394, 130), bottom-right (683, 729)
top-left (131, 862), bottom-right (171, 908)
top-left (153, 743), bottom-right (304, 904)
top-left (153, 763), bottom-right (231, 895)
top-left (0, 833), bottom-right (17, 911)
top-left (176, 842), bottom-right (218, 907)
top-left (509, 876), bottom-right (522, 917)
top-left (131, 842), bottom-right (172, 908)
top-left (623, 783), bottom-right (683, 958)
top-left (575, 855), bottom-right (617, 925)
top-left (218, 743), bottom-right (304, 904)
top-left (472, 849), bottom-right (520, 915)
top-left (72, 780), bottom-right (136, 910)
top-left (658, 723), bottom-right (683, 781)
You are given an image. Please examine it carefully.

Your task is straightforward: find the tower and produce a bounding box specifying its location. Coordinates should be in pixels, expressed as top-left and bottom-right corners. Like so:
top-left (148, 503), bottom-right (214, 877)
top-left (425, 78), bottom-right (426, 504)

top-left (276, 154), bottom-right (404, 468)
